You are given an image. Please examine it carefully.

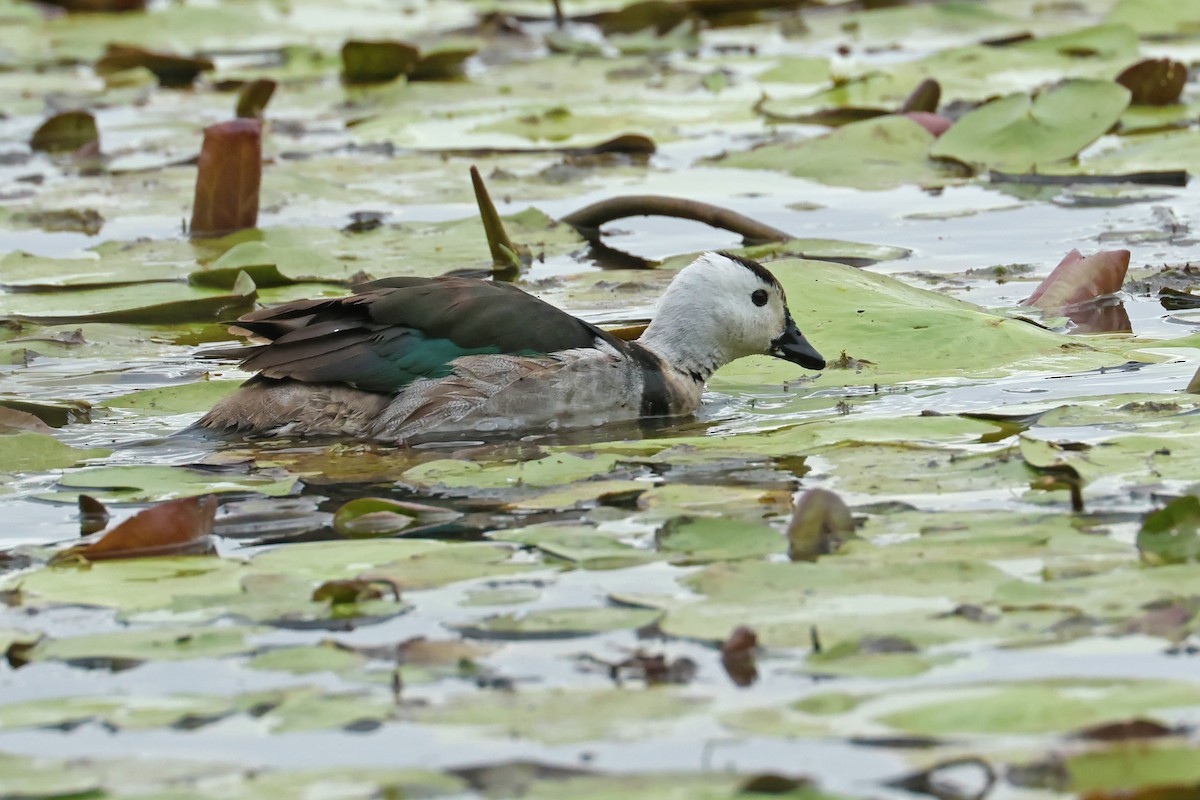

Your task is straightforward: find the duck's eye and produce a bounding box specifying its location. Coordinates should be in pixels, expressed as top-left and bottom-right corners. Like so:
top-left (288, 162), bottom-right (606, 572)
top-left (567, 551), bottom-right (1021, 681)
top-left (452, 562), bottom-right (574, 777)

top-left (751, 289), bottom-right (769, 307)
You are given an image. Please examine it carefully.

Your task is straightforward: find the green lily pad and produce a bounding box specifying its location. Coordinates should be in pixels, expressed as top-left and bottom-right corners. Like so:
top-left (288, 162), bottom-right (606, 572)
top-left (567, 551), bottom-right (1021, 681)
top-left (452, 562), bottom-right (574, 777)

top-left (655, 515), bottom-right (784, 564)
top-left (1068, 744), bottom-right (1200, 793)
top-left (496, 523), bottom-right (660, 570)
top-left (931, 79), bottom-right (1131, 171)
top-left (100, 380), bottom-right (243, 414)
top-left (1106, 0), bottom-right (1200, 36)
top-left (7, 557), bottom-right (247, 613)
top-left (459, 606), bottom-right (662, 638)
top-left (881, 679), bottom-right (1200, 735)
top-left (0, 432), bottom-right (110, 472)
top-left (20, 625), bottom-right (260, 667)
top-left (402, 452), bottom-right (625, 491)
top-left (245, 644), bottom-right (369, 676)
top-left (1137, 496), bottom-right (1200, 565)
top-left (43, 464), bottom-right (297, 503)
top-left (404, 687), bottom-right (706, 744)
top-left (713, 116), bottom-right (963, 191)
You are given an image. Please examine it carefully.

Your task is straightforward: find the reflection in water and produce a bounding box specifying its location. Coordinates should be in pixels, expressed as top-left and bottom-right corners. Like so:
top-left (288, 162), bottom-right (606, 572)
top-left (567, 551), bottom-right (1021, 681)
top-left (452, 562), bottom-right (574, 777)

top-left (1063, 296), bottom-right (1132, 334)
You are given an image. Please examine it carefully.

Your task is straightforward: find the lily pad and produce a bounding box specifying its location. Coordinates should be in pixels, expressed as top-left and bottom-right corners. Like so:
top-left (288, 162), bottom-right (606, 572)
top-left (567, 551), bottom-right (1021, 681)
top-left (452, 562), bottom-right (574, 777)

top-left (459, 607), bottom-right (662, 639)
top-left (713, 116), bottom-right (964, 191)
top-left (19, 625), bottom-right (260, 667)
top-left (880, 679), bottom-right (1200, 735)
top-left (100, 380), bottom-right (243, 414)
top-left (0, 432), bottom-right (110, 472)
top-left (932, 80), bottom-right (1130, 171)
top-left (44, 464), bottom-right (297, 503)
top-left (404, 687), bottom-right (707, 744)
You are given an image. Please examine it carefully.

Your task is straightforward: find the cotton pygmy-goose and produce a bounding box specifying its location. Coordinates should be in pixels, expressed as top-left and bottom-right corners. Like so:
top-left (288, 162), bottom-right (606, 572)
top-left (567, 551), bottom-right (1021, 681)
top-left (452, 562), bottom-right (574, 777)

top-left (195, 251), bottom-right (825, 443)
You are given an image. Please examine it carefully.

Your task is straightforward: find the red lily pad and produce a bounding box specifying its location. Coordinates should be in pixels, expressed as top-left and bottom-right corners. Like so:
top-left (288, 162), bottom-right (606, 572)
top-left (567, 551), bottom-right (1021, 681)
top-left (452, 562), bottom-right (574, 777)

top-left (1022, 249), bottom-right (1130, 310)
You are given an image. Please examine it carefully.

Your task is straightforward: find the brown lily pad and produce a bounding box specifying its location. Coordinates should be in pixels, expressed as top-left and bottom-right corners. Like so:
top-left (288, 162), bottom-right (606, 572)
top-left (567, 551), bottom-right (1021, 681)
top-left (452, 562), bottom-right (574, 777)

top-left (95, 44), bottom-right (214, 88)
top-left (61, 495), bottom-right (219, 562)
top-left (1117, 59), bottom-right (1187, 106)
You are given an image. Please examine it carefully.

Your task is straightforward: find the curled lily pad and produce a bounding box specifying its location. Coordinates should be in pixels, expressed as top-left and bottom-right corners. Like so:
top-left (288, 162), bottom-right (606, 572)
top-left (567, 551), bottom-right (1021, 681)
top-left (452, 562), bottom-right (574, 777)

top-left (787, 488), bottom-right (855, 561)
top-left (94, 44), bottom-right (213, 88)
top-left (332, 497), bottom-right (461, 538)
top-left (410, 45), bottom-right (476, 81)
top-left (60, 495), bottom-right (217, 562)
top-left (341, 40), bottom-right (419, 84)
top-left (1137, 496), bottom-right (1200, 566)
top-left (30, 111), bottom-right (98, 153)
top-left (1023, 249), bottom-right (1131, 310)
top-left (235, 78), bottom-right (276, 119)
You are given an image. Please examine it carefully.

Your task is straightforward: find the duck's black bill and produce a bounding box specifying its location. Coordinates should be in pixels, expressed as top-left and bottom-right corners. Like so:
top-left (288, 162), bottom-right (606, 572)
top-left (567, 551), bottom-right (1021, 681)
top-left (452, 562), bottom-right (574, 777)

top-left (771, 318), bottom-right (825, 370)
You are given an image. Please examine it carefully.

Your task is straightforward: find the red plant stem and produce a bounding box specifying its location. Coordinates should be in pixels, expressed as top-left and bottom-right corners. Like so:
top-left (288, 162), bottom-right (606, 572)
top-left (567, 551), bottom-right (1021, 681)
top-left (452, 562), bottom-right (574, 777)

top-left (190, 118), bottom-right (262, 237)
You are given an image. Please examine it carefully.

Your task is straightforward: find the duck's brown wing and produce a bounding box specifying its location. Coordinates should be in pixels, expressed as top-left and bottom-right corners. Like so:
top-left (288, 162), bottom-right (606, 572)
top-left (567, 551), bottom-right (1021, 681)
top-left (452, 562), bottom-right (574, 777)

top-left (204, 276), bottom-right (621, 393)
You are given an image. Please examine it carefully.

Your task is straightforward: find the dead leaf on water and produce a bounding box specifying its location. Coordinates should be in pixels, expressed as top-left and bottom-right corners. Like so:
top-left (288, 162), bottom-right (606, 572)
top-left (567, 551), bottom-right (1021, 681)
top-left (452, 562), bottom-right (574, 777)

top-left (59, 495), bottom-right (219, 562)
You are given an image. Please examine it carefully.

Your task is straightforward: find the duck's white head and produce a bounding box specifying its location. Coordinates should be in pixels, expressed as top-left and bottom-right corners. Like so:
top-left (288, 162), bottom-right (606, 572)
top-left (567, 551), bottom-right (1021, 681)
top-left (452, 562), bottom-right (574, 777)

top-left (638, 251), bottom-right (824, 380)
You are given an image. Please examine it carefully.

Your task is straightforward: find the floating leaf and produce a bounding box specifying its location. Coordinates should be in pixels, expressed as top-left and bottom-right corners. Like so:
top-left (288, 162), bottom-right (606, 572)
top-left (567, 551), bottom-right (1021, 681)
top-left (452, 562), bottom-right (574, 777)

top-left (18, 625), bottom-right (256, 669)
top-left (787, 488), bottom-right (855, 561)
top-left (235, 78), bottom-right (276, 119)
top-left (654, 515), bottom-right (783, 564)
top-left (1023, 249), bottom-right (1131, 310)
top-left (403, 687), bottom-right (706, 744)
top-left (13, 272), bottom-right (257, 325)
top-left (1117, 59), bottom-right (1187, 106)
top-left (721, 626), bottom-right (758, 687)
top-left (332, 497), bottom-right (461, 539)
top-left (341, 40), bottom-right (419, 84)
top-left (881, 680), bottom-right (1200, 736)
top-left (0, 397), bottom-right (89, 428)
top-left (458, 607), bottom-right (662, 639)
top-left (931, 80), bottom-right (1130, 171)
top-left (411, 46), bottom-right (476, 81)
top-left (1138, 496), bottom-right (1200, 566)
top-left (94, 44), bottom-right (213, 88)
top-left (715, 116), bottom-right (965, 190)
top-left (0, 432), bottom-right (109, 473)
top-left (62, 495), bottom-right (218, 562)
top-left (0, 407), bottom-right (53, 434)
top-left (100, 381), bottom-right (243, 414)
top-left (29, 111), bottom-right (98, 153)
top-left (46, 462), bottom-right (296, 503)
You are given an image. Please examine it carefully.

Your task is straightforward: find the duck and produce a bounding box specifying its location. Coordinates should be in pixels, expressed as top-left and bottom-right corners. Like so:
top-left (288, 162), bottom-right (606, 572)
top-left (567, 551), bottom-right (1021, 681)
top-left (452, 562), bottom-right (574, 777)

top-left (194, 251), bottom-right (825, 443)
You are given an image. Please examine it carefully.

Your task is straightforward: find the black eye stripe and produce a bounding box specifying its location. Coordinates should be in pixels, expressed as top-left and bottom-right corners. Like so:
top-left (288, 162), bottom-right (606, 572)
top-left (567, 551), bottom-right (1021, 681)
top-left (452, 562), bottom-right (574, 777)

top-left (751, 289), bottom-right (769, 307)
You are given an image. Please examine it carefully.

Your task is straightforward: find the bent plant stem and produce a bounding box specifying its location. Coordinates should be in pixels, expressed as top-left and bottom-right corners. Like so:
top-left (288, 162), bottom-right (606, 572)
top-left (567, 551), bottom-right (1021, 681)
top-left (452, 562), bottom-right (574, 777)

top-left (561, 195), bottom-right (794, 247)
top-left (470, 165), bottom-right (527, 279)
